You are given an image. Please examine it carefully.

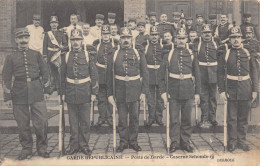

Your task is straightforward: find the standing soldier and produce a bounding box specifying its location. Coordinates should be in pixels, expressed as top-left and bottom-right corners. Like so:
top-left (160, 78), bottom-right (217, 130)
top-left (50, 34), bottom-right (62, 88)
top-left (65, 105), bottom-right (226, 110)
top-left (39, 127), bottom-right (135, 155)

top-left (194, 14), bottom-right (204, 37)
top-left (26, 14), bottom-right (44, 54)
top-left (159, 27), bottom-right (201, 153)
top-left (171, 12), bottom-right (182, 30)
top-left (193, 24), bottom-right (221, 127)
top-left (240, 13), bottom-right (259, 40)
top-left (185, 17), bottom-right (195, 36)
top-left (90, 14), bottom-right (105, 40)
top-left (107, 27), bottom-right (149, 152)
top-left (163, 31), bottom-right (174, 53)
top-left (243, 26), bottom-right (260, 108)
top-left (43, 15), bottom-right (68, 93)
top-left (93, 25), bottom-right (119, 127)
top-left (157, 14), bottom-right (175, 40)
top-left (208, 14), bottom-right (218, 35)
top-left (62, 29), bottom-right (98, 155)
top-left (110, 24), bottom-right (120, 40)
top-left (214, 14), bottom-right (232, 44)
top-left (217, 26), bottom-right (258, 152)
top-left (135, 22), bottom-right (149, 45)
top-left (143, 26), bottom-right (165, 127)
top-left (2, 27), bottom-right (51, 160)
top-left (145, 12), bottom-right (159, 35)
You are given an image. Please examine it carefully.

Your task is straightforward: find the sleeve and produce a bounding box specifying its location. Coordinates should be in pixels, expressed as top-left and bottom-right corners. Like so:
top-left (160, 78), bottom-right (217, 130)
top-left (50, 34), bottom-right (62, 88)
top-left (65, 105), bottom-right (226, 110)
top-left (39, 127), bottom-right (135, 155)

top-left (88, 47), bottom-right (99, 95)
top-left (61, 33), bottom-right (69, 53)
top-left (60, 52), bottom-right (67, 95)
top-left (217, 46), bottom-right (226, 93)
top-left (106, 50), bottom-right (114, 97)
top-left (2, 54), bottom-right (13, 101)
top-left (42, 32), bottom-right (49, 61)
top-left (158, 59), bottom-right (167, 94)
top-left (250, 53), bottom-right (259, 92)
top-left (139, 51), bottom-right (149, 95)
top-left (37, 51), bottom-right (52, 94)
top-left (192, 51), bottom-right (201, 95)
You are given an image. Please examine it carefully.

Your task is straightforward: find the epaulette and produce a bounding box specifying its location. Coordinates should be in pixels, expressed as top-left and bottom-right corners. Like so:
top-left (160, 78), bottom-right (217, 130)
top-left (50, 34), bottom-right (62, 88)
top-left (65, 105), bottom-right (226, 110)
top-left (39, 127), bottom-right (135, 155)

top-left (92, 39), bottom-right (100, 46)
top-left (86, 45), bottom-right (97, 54)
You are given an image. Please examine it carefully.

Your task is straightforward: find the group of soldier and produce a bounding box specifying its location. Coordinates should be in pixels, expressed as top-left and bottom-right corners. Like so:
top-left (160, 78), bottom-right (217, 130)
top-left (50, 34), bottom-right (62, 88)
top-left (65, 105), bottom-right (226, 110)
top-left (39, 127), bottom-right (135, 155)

top-left (2, 10), bottom-right (259, 160)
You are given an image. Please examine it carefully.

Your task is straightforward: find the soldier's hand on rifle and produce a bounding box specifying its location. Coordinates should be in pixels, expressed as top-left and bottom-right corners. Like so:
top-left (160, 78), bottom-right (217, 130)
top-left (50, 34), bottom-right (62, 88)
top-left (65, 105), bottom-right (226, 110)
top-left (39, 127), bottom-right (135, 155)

top-left (194, 94), bottom-right (200, 104)
top-left (44, 94), bottom-right (50, 100)
top-left (161, 93), bottom-right (168, 108)
top-left (220, 92), bottom-right (227, 102)
top-left (108, 96), bottom-right (116, 107)
top-left (6, 100), bottom-right (12, 108)
top-left (252, 92), bottom-right (257, 103)
top-left (91, 95), bottom-right (96, 102)
top-left (140, 93), bottom-right (145, 103)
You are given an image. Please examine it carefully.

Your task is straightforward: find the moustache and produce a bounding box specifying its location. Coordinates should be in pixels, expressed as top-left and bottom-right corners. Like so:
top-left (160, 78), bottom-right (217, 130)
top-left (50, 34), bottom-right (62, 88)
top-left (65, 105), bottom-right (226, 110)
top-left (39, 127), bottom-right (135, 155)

top-left (20, 41), bottom-right (28, 44)
top-left (123, 41), bottom-right (129, 45)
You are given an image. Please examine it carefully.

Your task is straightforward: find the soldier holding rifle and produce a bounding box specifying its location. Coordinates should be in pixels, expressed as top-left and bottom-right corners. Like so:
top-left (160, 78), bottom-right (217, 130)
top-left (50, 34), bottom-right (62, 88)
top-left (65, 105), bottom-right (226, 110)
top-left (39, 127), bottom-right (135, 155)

top-left (106, 27), bottom-right (149, 153)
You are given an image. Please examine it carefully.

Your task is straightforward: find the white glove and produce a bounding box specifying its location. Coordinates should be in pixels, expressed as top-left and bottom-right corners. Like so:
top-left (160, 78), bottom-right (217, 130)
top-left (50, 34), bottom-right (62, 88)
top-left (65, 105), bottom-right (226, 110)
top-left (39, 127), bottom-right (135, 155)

top-left (194, 94), bottom-right (200, 104)
top-left (220, 92), bottom-right (227, 102)
top-left (161, 93), bottom-right (168, 107)
top-left (139, 93), bottom-right (145, 103)
top-left (252, 92), bottom-right (257, 103)
top-left (91, 95), bottom-right (96, 102)
top-left (108, 96), bottom-right (116, 107)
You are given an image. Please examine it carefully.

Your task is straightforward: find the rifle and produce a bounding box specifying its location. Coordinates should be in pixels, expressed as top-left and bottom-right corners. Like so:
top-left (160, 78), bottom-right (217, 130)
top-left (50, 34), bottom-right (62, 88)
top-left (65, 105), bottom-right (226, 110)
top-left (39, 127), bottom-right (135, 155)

top-left (195, 102), bottom-right (199, 126)
top-left (166, 62), bottom-right (170, 154)
top-left (143, 96), bottom-right (147, 126)
top-left (90, 99), bottom-right (94, 127)
top-left (112, 57), bottom-right (117, 154)
top-left (224, 63), bottom-right (228, 152)
top-left (58, 67), bottom-right (65, 156)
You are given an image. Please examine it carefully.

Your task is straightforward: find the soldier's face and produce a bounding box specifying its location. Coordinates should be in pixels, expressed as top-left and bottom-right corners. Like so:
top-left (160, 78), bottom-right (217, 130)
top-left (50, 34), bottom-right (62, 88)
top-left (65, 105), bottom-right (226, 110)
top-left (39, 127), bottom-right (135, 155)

top-left (120, 36), bottom-right (132, 48)
top-left (245, 32), bottom-right (253, 39)
top-left (50, 22), bottom-right (59, 30)
top-left (202, 32), bottom-right (212, 40)
top-left (16, 36), bottom-right (30, 48)
top-left (108, 18), bottom-right (115, 24)
top-left (150, 34), bottom-right (159, 42)
top-left (102, 33), bottom-right (110, 41)
top-left (230, 36), bottom-right (242, 47)
top-left (189, 32), bottom-right (197, 42)
top-left (95, 19), bottom-right (104, 27)
top-left (245, 17), bottom-right (251, 23)
top-left (164, 32), bottom-right (172, 44)
top-left (137, 26), bottom-right (145, 33)
top-left (209, 19), bottom-right (217, 25)
top-left (173, 16), bottom-right (180, 22)
top-left (71, 39), bottom-right (82, 49)
top-left (186, 20), bottom-right (193, 26)
top-left (176, 37), bottom-right (187, 48)
top-left (110, 26), bottom-right (118, 36)
top-left (70, 16), bottom-right (78, 25)
top-left (160, 14), bottom-right (167, 23)
top-left (82, 24), bottom-right (90, 35)
top-left (150, 16), bottom-right (156, 23)
top-left (33, 19), bottom-right (40, 27)
top-left (196, 17), bottom-right (204, 25)
top-left (220, 15), bottom-right (227, 24)
top-left (128, 21), bottom-right (136, 30)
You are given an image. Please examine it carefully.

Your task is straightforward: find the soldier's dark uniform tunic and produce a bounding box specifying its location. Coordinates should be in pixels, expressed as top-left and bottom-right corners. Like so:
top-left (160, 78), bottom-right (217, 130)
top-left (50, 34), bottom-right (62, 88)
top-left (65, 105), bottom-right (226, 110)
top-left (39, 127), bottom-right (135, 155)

top-left (217, 44), bottom-right (258, 147)
top-left (61, 46), bottom-right (98, 150)
top-left (142, 40), bottom-right (164, 123)
top-left (159, 46), bottom-right (201, 146)
top-left (193, 37), bottom-right (220, 123)
top-left (106, 45), bottom-right (149, 146)
top-left (2, 48), bottom-right (51, 155)
top-left (43, 30), bottom-right (68, 92)
top-left (135, 32), bottom-right (149, 45)
top-left (215, 23), bottom-right (232, 43)
top-left (93, 38), bottom-right (119, 124)
top-left (195, 24), bottom-right (203, 37)
top-left (240, 23), bottom-right (259, 40)
top-left (157, 23), bottom-right (175, 39)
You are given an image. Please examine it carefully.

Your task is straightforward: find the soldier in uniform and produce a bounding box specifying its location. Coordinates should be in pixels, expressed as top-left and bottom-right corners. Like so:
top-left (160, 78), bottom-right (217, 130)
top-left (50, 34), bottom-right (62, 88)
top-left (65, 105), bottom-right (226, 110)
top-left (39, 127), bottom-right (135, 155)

top-left (64, 14), bottom-right (83, 41)
top-left (159, 27), bottom-right (201, 153)
top-left (195, 14), bottom-right (204, 37)
top-left (243, 26), bottom-right (260, 108)
top-left (142, 26), bottom-right (165, 127)
top-left (43, 15), bottom-right (68, 93)
top-left (240, 13), bottom-right (259, 40)
top-left (214, 14), bottom-right (233, 44)
top-left (157, 14), bottom-right (175, 40)
top-left (110, 24), bottom-right (120, 40)
top-left (193, 24), bottom-right (221, 127)
top-left (208, 14), bottom-right (218, 35)
top-left (61, 29), bottom-right (98, 155)
top-left (135, 22), bottom-right (149, 45)
top-left (185, 17), bottom-right (195, 36)
top-left (217, 26), bottom-right (258, 152)
top-left (128, 17), bottom-right (139, 40)
top-left (93, 25), bottom-right (119, 127)
top-left (145, 12), bottom-right (159, 35)
top-left (2, 27), bottom-right (51, 160)
top-left (106, 27), bottom-right (149, 152)
top-left (90, 14), bottom-right (105, 40)
top-left (171, 12), bottom-right (182, 30)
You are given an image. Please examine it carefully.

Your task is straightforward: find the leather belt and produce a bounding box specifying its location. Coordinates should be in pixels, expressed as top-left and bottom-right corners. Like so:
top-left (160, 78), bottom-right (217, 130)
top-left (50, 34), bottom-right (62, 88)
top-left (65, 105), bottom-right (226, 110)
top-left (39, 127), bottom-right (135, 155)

top-left (227, 74), bottom-right (250, 81)
top-left (96, 62), bottom-right (106, 68)
top-left (169, 73), bottom-right (192, 80)
top-left (15, 77), bottom-right (39, 82)
top-left (115, 74), bottom-right (140, 81)
top-left (199, 61), bottom-right (218, 66)
top-left (48, 47), bottom-right (59, 52)
top-left (66, 77), bottom-right (90, 84)
top-left (147, 65), bottom-right (160, 69)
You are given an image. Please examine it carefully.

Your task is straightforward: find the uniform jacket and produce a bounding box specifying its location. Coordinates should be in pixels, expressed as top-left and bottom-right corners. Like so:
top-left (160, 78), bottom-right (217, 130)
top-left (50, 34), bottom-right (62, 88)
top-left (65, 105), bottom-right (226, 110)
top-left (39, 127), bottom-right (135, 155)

top-left (193, 37), bottom-right (221, 83)
top-left (142, 40), bottom-right (164, 85)
top-left (215, 23), bottom-right (232, 42)
top-left (135, 33), bottom-right (149, 45)
top-left (2, 48), bottom-right (50, 104)
top-left (93, 38), bottom-right (119, 84)
top-left (240, 23), bottom-right (259, 40)
top-left (159, 47), bottom-right (201, 100)
top-left (106, 44), bottom-right (149, 102)
top-left (217, 44), bottom-right (258, 100)
top-left (61, 46), bottom-right (99, 104)
top-left (157, 23), bottom-right (175, 39)
top-left (195, 24), bottom-right (203, 37)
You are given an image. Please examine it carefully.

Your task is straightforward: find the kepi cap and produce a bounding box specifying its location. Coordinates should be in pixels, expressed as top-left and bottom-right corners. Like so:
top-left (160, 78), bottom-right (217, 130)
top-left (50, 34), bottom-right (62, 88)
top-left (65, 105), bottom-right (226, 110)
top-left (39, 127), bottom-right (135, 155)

top-left (108, 12), bottom-right (116, 18)
top-left (96, 14), bottom-right (104, 20)
top-left (50, 16), bottom-right (58, 23)
top-left (15, 27), bottom-right (30, 38)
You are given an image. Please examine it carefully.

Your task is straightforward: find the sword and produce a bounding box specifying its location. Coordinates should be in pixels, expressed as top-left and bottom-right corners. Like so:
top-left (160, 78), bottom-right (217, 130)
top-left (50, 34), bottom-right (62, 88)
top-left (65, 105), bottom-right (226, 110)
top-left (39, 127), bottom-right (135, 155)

top-left (166, 62), bottom-right (170, 154)
top-left (144, 96), bottom-right (147, 126)
top-left (90, 99), bottom-right (94, 127)
top-left (224, 100), bottom-right (228, 152)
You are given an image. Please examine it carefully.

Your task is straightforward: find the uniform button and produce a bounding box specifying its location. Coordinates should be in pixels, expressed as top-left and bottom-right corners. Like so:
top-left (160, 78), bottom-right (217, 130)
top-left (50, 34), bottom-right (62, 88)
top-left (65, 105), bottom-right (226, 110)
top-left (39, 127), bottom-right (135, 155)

top-left (26, 71), bottom-right (29, 74)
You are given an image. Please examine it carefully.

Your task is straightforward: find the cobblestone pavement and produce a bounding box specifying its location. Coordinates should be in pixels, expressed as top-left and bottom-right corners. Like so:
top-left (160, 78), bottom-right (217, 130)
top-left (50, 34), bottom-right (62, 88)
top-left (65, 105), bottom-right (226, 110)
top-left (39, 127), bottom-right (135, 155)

top-left (1, 132), bottom-right (260, 164)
